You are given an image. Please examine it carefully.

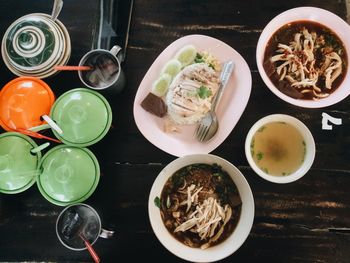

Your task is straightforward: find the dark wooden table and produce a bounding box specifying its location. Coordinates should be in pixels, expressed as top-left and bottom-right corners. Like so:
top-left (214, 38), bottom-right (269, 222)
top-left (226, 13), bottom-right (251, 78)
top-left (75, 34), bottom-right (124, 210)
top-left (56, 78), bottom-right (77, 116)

top-left (0, 0), bottom-right (349, 262)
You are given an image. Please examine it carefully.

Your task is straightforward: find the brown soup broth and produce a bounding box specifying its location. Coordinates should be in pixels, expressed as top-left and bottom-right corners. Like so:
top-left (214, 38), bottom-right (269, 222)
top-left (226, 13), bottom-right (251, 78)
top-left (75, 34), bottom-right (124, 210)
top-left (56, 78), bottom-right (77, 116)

top-left (263, 20), bottom-right (348, 100)
top-left (160, 163), bottom-right (242, 248)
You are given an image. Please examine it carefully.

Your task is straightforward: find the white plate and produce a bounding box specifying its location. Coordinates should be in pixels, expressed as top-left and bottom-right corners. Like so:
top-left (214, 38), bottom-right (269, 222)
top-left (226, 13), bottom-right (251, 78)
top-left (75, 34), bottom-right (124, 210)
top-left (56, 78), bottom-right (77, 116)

top-left (256, 7), bottom-right (350, 108)
top-left (148, 154), bottom-right (254, 262)
top-left (133, 35), bottom-right (252, 157)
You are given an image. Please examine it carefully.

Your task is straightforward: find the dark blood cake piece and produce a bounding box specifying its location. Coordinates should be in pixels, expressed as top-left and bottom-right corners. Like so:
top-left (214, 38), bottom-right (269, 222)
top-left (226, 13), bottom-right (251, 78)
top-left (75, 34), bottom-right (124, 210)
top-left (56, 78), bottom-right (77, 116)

top-left (141, 92), bottom-right (167, 117)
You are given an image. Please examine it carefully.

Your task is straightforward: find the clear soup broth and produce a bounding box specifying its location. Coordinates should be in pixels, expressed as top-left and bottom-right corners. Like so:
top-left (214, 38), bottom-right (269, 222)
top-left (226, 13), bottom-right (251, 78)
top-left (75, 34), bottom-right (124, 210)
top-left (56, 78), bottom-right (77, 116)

top-left (250, 122), bottom-right (306, 176)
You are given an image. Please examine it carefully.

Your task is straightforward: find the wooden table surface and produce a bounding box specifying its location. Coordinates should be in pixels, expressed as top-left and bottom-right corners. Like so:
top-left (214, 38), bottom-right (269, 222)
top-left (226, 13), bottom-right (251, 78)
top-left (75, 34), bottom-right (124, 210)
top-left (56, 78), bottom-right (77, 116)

top-left (0, 0), bottom-right (349, 262)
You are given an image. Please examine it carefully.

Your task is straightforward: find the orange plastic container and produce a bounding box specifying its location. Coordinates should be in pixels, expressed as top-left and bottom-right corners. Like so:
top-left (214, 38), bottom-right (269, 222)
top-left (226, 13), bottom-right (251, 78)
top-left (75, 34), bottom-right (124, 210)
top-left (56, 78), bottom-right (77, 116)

top-left (0, 77), bottom-right (55, 131)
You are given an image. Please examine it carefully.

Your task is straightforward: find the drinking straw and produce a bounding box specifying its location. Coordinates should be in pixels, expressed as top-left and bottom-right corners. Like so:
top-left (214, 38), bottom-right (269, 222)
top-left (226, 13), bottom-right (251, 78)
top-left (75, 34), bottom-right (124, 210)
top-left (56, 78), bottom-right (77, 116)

top-left (54, 65), bottom-right (93, 71)
top-left (16, 128), bottom-right (61, 143)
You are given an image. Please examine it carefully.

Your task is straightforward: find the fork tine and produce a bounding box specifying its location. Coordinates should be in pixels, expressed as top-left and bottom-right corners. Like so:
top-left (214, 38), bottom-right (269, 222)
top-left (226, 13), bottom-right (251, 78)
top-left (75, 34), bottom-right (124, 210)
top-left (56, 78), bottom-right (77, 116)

top-left (196, 124), bottom-right (207, 141)
top-left (195, 123), bottom-right (201, 136)
top-left (198, 124), bottom-right (210, 142)
top-left (196, 124), bottom-right (204, 138)
top-left (199, 126), bottom-right (210, 142)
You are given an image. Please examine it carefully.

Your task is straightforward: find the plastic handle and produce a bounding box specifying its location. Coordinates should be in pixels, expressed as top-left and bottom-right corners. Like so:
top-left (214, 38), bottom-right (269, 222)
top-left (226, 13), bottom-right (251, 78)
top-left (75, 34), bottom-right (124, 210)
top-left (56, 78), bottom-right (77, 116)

top-left (54, 65), bottom-right (93, 71)
top-left (42, 115), bottom-right (63, 135)
top-left (16, 128), bottom-right (61, 143)
top-left (30, 142), bottom-right (50, 154)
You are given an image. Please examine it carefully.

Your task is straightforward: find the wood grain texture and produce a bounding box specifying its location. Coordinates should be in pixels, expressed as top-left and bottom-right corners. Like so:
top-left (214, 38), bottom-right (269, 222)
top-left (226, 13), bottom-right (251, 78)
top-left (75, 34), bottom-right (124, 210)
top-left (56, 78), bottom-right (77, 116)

top-left (0, 0), bottom-right (350, 262)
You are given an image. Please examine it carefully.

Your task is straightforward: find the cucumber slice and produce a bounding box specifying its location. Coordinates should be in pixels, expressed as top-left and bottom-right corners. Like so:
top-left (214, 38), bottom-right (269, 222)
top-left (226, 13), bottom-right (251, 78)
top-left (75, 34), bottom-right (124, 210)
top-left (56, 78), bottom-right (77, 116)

top-left (151, 73), bottom-right (172, 97)
top-left (175, 45), bottom-right (197, 67)
top-left (161, 59), bottom-right (182, 78)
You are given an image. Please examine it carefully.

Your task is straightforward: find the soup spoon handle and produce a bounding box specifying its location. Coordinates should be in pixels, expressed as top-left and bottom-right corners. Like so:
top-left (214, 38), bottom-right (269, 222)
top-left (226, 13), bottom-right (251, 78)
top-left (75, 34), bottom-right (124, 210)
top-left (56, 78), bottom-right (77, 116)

top-left (51, 0), bottom-right (63, 21)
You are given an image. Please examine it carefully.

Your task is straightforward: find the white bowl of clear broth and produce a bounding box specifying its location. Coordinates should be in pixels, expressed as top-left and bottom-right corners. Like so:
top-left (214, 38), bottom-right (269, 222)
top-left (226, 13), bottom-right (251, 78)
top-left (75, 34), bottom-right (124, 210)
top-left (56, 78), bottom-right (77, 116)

top-left (148, 154), bottom-right (254, 262)
top-left (256, 7), bottom-right (350, 108)
top-left (245, 114), bottom-right (315, 183)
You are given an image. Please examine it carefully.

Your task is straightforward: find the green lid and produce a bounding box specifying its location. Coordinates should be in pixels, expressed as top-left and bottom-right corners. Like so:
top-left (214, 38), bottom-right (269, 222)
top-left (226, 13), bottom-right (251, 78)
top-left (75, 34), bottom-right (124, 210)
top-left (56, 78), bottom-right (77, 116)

top-left (51, 88), bottom-right (112, 147)
top-left (37, 145), bottom-right (100, 206)
top-left (0, 132), bottom-right (41, 194)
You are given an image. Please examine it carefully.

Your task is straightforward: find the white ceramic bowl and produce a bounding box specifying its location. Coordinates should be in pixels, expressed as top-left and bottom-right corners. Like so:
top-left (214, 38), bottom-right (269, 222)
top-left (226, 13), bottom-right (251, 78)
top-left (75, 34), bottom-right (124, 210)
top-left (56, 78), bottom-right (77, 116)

top-left (148, 154), bottom-right (254, 262)
top-left (245, 114), bottom-right (315, 183)
top-left (256, 7), bottom-right (350, 108)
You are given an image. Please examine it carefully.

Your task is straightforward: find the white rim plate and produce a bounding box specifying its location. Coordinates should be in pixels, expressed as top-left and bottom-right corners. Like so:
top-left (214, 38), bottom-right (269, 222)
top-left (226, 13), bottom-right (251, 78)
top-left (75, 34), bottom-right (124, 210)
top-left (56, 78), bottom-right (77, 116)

top-left (148, 154), bottom-right (255, 262)
top-left (133, 34), bottom-right (252, 157)
top-left (256, 7), bottom-right (350, 108)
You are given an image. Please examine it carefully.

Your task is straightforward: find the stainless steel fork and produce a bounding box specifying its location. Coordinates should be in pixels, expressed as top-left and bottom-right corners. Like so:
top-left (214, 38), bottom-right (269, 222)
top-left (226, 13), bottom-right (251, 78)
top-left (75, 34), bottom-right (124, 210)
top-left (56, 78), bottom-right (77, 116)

top-left (195, 61), bottom-right (234, 142)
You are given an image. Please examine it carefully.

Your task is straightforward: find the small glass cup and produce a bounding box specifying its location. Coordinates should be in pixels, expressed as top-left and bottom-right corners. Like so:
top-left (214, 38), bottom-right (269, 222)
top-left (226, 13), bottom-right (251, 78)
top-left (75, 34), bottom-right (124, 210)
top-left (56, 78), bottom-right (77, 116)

top-left (78, 45), bottom-right (126, 94)
top-left (56, 203), bottom-right (114, 251)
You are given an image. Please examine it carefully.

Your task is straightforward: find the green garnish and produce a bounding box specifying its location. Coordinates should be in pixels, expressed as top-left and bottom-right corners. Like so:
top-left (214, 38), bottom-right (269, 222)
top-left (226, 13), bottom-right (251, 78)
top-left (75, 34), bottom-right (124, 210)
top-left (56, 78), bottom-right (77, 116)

top-left (302, 142), bottom-right (306, 163)
top-left (250, 138), bottom-right (255, 149)
top-left (213, 172), bottom-right (221, 177)
top-left (250, 139), bottom-right (255, 156)
top-left (194, 53), bottom-right (205, 63)
top-left (154, 196), bottom-right (161, 208)
top-left (257, 152), bottom-right (264, 161)
top-left (263, 168), bottom-right (269, 174)
top-left (198, 85), bottom-right (212, 99)
top-left (302, 140), bottom-right (306, 146)
top-left (208, 63), bottom-right (215, 70)
top-left (258, 126), bottom-right (266, 132)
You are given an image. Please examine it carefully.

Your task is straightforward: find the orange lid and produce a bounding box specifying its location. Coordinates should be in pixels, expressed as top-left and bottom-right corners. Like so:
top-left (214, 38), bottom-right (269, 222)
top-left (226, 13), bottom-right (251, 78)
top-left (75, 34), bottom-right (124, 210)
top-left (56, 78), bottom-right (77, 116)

top-left (0, 77), bottom-right (55, 131)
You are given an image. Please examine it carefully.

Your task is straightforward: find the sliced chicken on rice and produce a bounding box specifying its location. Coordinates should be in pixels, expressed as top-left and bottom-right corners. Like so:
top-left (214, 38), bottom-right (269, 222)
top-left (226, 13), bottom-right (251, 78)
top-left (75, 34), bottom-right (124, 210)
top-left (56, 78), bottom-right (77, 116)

top-left (166, 63), bottom-right (220, 125)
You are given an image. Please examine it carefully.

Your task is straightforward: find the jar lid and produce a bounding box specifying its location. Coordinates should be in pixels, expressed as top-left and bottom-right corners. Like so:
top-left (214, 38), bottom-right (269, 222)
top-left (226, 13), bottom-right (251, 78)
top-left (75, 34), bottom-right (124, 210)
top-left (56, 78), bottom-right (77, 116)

top-left (37, 145), bottom-right (100, 206)
top-left (0, 77), bottom-right (55, 131)
top-left (2, 13), bottom-right (63, 73)
top-left (51, 88), bottom-right (112, 147)
top-left (0, 132), bottom-right (41, 194)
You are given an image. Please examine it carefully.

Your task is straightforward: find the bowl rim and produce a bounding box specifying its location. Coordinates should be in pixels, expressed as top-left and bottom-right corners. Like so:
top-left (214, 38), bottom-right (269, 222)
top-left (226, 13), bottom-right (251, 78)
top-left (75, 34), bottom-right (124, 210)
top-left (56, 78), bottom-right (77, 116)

top-left (148, 154), bottom-right (255, 262)
top-left (256, 6), bottom-right (350, 108)
top-left (244, 114), bottom-right (316, 183)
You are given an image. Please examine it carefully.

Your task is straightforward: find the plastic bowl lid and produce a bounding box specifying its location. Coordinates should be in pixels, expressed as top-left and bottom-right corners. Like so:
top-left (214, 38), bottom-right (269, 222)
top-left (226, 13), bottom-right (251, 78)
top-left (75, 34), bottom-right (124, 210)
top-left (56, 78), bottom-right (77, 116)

top-left (0, 77), bottom-right (55, 131)
top-left (51, 88), bottom-right (112, 147)
top-left (37, 145), bottom-right (100, 206)
top-left (0, 132), bottom-right (41, 194)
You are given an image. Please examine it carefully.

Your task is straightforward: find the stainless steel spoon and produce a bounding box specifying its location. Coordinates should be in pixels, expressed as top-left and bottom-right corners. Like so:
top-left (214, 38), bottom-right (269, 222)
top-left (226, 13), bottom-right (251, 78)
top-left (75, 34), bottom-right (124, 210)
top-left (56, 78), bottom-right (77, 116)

top-left (195, 61), bottom-right (234, 142)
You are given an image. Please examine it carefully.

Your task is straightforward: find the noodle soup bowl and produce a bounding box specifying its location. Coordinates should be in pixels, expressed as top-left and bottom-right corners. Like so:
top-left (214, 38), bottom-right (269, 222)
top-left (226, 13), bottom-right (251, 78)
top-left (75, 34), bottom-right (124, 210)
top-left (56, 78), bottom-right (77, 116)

top-left (256, 7), bottom-right (350, 108)
top-left (148, 154), bottom-right (254, 262)
top-left (245, 114), bottom-right (316, 184)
